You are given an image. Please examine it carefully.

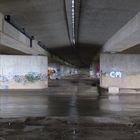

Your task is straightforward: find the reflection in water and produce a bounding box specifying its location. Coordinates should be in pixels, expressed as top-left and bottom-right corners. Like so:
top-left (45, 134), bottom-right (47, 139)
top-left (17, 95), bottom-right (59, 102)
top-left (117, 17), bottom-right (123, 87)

top-left (1, 93), bottom-right (140, 118)
top-left (69, 95), bottom-right (79, 122)
top-left (0, 94), bottom-right (48, 118)
top-left (100, 95), bottom-right (140, 113)
top-left (108, 95), bottom-right (122, 111)
top-left (68, 95), bottom-right (80, 139)
top-left (100, 95), bottom-right (122, 111)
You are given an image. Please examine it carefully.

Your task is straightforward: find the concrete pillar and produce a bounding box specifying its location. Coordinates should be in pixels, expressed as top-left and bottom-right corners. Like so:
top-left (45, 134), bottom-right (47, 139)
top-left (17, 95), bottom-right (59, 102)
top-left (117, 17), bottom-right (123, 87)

top-left (0, 55), bottom-right (48, 89)
top-left (100, 53), bottom-right (140, 93)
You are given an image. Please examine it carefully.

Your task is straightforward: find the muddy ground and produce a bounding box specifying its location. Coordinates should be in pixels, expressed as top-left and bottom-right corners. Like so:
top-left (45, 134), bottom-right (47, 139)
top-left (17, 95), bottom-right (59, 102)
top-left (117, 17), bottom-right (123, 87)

top-left (0, 117), bottom-right (140, 140)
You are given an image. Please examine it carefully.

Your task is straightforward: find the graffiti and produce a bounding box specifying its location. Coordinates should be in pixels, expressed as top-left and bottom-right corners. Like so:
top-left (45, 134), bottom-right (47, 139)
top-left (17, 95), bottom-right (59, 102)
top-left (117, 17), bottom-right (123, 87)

top-left (0, 72), bottom-right (48, 84)
top-left (110, 71), bottom-right (122, 78)
top-left (40, 74), bottom-right (48, 81)
top-left (25, 72), bottom-right (48, 82)
top-left (13, 75), bottom-right (24, 83)
top-left (1, 84), bottom-right (9, 90)
top-left (102, 72), bottom-right (107, 76)
top-left (0, 75), bottom-right (8, 82)
top-left (25, 72), bottom-right (40, 82)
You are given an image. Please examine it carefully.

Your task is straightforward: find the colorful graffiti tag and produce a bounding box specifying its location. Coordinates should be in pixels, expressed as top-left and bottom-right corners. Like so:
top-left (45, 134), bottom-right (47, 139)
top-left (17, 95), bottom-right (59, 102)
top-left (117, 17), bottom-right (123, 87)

top-left (109, 71), bottom-right (122, 78)
top-left (25, 72), bottom-right (41, 82)
top-left (0, 75), bottom-right (8, 82)
top-left (0, 72), bottom-right (48, 84)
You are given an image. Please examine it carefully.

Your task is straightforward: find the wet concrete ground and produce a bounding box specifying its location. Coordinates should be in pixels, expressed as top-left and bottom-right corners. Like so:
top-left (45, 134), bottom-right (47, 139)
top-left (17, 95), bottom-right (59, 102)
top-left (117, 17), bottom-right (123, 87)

top-left (0, 75), bottom-right (140, 139)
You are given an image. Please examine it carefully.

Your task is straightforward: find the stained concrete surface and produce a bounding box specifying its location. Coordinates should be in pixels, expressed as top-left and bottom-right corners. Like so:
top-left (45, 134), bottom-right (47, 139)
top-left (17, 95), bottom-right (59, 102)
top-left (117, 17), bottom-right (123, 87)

top-left (100, 53), bottom-right (140, 89)
top-left (0, 75), bottom-right (140, 139)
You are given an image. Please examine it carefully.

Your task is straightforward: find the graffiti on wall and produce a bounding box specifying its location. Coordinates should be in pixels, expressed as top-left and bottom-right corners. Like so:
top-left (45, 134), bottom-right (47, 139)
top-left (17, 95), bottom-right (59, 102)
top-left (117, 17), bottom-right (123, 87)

top-left (102, 71), bottom-right (140, 78)
top-left (101, 71), bottom-right (123, 78)
top-left (25, 72), bottom-right (47, 82)
top-left (13, 75), bottom-right (24, 83)
top-left (25, 72), bottom-right (41, 82)
top-left (109, 71), bottom-right (122, 78)
top-left (0, 72), bottom-right (48, 84)
top-left (0, 75), bottom-right (8, 82)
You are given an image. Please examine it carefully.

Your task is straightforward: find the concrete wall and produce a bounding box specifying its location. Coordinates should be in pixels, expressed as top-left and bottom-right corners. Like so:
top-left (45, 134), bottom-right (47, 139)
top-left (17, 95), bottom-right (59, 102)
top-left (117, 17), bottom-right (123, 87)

top-left (0, 55), bottom-right (48, 89)
top-left (100, 53), bottom-right (140, 89)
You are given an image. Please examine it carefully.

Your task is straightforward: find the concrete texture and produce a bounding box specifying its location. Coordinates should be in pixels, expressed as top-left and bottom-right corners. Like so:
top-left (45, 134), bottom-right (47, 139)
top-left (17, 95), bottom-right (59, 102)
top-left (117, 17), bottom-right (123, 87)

top-left (79, 0), bottom-right (140, 45)
top-left (103, 12), bottom-right (140, 52)
top-left (0, 0), bottom-right (70, 49)
top-left (0, 55), bottom-right (48, 89)
top-left (0, 12), bottom-right (47, 55)
top-left (0, 0), bottom-right (140, 66)
top-left (100, 53), bottom-right (140, 89)
top-left (0, 12), bottom-right (3, 32)
top-left (108, 87), bottom-right (119, 94)
top-left (4, 21), bottom-right (30, 46)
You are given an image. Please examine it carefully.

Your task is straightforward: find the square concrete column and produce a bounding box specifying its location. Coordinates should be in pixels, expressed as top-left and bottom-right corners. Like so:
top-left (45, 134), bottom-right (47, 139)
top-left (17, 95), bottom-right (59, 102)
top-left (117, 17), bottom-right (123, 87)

top-left (0, 55), bottom-right (48, 89)
top-left (100, 53), bottom-right (140, 93)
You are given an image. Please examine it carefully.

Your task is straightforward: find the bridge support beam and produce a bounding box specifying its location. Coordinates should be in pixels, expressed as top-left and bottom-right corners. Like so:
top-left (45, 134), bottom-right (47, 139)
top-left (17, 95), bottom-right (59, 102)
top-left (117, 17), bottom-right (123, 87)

top-left (103, 12), bottom-right (140, 53)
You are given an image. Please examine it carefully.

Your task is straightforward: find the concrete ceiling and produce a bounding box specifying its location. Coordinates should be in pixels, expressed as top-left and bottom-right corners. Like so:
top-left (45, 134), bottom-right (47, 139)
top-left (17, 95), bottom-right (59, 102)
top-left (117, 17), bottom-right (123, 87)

top-left (0, 0), bottom-right (140, 67)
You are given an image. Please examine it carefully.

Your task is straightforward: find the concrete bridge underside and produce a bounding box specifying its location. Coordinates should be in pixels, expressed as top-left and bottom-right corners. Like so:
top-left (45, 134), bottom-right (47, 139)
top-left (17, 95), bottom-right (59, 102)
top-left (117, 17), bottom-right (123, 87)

top-left (0, 0), bottom-right (140, 67)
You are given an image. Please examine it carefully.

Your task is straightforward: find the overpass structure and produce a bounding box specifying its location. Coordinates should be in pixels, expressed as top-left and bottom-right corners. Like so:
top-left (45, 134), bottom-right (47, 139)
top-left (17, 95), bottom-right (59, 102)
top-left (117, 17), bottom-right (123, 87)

top-left (0, 0), bottom-right (140, 92)
top-left (0, 12), bottom-right (77, 89)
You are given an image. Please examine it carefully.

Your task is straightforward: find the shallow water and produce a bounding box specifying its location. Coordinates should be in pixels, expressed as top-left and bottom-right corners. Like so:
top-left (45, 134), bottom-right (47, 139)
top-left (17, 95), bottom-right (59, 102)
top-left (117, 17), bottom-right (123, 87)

top-left (1, 76), bottom-right (140, 118)
top-left (1, 92), bottom-right (140, 118)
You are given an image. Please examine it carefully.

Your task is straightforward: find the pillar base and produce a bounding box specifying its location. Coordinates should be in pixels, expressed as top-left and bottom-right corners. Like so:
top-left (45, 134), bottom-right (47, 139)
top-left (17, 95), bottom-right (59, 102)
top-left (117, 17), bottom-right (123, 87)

top-left (108, 87), bottom-right (119, 94)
